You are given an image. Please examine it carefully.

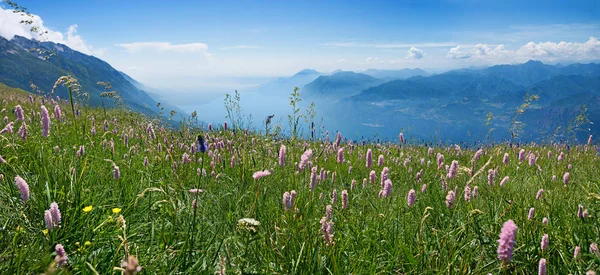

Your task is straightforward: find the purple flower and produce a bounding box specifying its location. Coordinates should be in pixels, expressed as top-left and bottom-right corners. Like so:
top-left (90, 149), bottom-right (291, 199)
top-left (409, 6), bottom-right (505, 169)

top-left (366, 149), bottom-right (372, 168)
top-left (252, 170), bottom-right (271, 180)
top-left (55, 244), bottom-right (68, 267)
top-left (421, 184), bottom-right (427, 193)
top-left (502, 152), bottom-right (509, 165)
top-left (542, 217), bottom-right (548, 225)
top-left (15, 105), bottom-right (24, 121)
top-left (407, 189), bottom-right (416, 207)
top-left (574, 245), bottom-right (581, 261)
top-left (341, 190), bottom-right (348, 209)
top-left (14, 176), bottom-right (29, 204)
top-left (538, 258), bottom-right (546, 275)
top-left (528, 207), bottom-right (535, 220)
top-left (326, 205), bottom-right (332, 220)
top-left (447, 160), bottom-right (458, 179)
top-left (473, 186), bottom-right (479, 198)
top-left (283, 192), bottom-right (292, 211)
top-left (464, 185), bottom-right (471, 202)
top-left (298, 149), bottom-right (312, 171)
top-left (500, 176), bottom-right (509, 187)
top-left (377, 154), bottom-right (384, 166)
top-left (528, 153), bottom-right (536, 166)
top-left (488, 169), bottom-right (495, 186)
top-left (547, 150), bottom-right (552, 159)
top-left (399, 132), bottom-right (405, 144)
top-left (44, 210), bottom-right (54, 231)
top-left (540, 234), bottom-right (548, 251)
top-left (114, 165), bottom-right (120, 180)
top-left (590, 243), bottom-right (600, 257)
top-left (577, 204), bottom-right (584, 218)
top-left (18, 122), bottom-right (27, 141)
top-left (1, 121), bottom-right (14, 135)
top-left (369, 170), bottom-right (376, 184)
top-left (473, 149), bottom-right (483, 161)
top-left (446, 190), bottom-right (455, 208)
top-left (536, 189), bottom-right (543, 200)
top-left (54, 104), bottom-right (61, 121)
top-left (588, 135), bottom-right (593, 145)
top-left (279, 145), bottom-right (286, 166)
top-left (497, 220), bottom-right (518, 263)
top-left (41, 105), bottom-right (50, 137)
top-left (558, 152), bottom-right (564, 161)
top-left (437, 153), bottom-right (444, 169)
top-left (320, 217), bottom-right (334, 246)
top-left (337, 147), bottom-right (344, 164)
top-left (563, 172), bottom-right (570, 185)
top-left (50, 202), bottom-right (61, 227)
top-left (310, 167), bottom-right (317, 191)
top-left (379, 179), bottom-right (392, 198)
top-left (77, 145), bottom-right (85, 158)
top-left (380, 167), bottom-right (389, 187)
top-left (518, 149), bottom-right (526, 162)
top-left (223, 121), bottom-right (228, 131)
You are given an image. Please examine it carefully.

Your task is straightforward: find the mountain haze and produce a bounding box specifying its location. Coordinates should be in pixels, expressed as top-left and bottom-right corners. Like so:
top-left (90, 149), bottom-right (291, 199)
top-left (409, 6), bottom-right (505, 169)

top-left (0, 35), bottom-right (183, 118)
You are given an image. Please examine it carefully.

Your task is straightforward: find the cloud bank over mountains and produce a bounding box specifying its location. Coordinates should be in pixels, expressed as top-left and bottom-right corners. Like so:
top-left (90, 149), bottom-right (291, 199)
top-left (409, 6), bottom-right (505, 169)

top-left (0, 7), bottom-right (103, 56)
top-left (447, 37), bottom-right (600, 63)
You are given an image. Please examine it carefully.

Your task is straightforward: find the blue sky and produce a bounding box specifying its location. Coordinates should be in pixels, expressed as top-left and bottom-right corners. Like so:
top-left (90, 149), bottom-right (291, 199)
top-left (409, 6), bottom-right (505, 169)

top-left (1, 0), bottom-right (599, 90)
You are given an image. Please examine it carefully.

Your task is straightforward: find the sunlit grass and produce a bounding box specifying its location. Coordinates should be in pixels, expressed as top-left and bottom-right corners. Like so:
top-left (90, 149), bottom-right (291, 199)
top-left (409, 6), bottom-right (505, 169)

top-left (0, 85), bottom-right (599, 274)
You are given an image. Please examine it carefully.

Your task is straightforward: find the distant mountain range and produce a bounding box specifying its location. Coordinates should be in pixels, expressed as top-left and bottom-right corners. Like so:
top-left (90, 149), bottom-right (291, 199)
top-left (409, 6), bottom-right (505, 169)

top-left (307, 61), bottom-right (600, 142)
top-left (247, 61), bottom-right (599, 142)
top-left (0, 35), bottom-right (183, 118)
top-left (362, 68), bottom-right (429, 80)
top-left (303, 71), bottom-right (386, 100)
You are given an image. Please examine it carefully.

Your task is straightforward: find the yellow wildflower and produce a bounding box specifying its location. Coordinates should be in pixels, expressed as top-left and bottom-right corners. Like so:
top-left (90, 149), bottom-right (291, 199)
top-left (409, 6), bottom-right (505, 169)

top-left (84, 241), bottom-right (92, 247)
top-left (83, 205), bottom-right (93, 213)
top-left (112, 208), bottom-right (122, 214)
top-left (42, 229), bottom-right (48, 235)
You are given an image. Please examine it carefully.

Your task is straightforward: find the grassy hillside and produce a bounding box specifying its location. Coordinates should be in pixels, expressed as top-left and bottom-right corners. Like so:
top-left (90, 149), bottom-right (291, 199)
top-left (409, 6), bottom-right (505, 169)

top-left (0, 84), bottom-right (599, 274)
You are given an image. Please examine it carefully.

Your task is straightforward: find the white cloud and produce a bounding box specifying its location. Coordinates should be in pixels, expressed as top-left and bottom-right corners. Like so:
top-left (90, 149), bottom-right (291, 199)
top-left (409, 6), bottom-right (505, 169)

top-left (0, 7), bottom-right (103, 56)
top-left (516, 37), bottom-right (600, 61)
top-left (446, 37), bottom-right (600, 62)
top-left (446, 46), bottom-right (471, 59)
top-left (116, 42), bottom-right (211, 57)
top-left (406, 47), bottom-right (425, 59)
top-left (323, 41), bottom-right (457, 48)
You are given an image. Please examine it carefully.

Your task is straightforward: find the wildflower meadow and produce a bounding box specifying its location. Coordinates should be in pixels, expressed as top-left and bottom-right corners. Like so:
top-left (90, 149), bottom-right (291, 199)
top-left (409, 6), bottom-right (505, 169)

top-left (0, 83), bottom-right (599, 274)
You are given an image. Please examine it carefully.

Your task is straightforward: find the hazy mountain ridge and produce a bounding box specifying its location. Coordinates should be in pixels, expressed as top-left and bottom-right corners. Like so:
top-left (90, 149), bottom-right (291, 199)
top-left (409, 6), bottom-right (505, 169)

top-left (302, 71), bottom-right (385, 100)
top-left (0, 35), bottom-right (182, 118)
top-left (362, 68), bottom-right (429, 80)
top-left (318, 61), bottom-right (600, 142)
